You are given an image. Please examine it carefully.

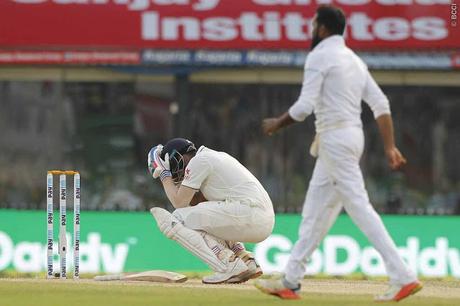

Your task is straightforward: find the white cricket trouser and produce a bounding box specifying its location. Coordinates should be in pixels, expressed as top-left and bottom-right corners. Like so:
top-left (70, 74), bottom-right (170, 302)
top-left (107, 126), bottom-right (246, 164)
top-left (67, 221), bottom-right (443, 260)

top-left (172, 200), bottom-right (275, 243)
top-left (284, 127), bottom-right (416, 286)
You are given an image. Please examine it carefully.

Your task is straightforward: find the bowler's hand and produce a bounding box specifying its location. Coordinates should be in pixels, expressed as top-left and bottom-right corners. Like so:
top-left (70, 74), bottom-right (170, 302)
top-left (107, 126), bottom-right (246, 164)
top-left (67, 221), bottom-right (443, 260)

top-left (262, 118), bottom-right (280, 136)
top-left (385, 146), bottom-right (407, 170)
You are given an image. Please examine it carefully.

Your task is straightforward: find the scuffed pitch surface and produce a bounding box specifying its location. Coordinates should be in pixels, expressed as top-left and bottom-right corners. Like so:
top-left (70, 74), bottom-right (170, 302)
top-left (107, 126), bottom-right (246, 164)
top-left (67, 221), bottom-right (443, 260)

top-left (0, 278), bottom-right (459, 306)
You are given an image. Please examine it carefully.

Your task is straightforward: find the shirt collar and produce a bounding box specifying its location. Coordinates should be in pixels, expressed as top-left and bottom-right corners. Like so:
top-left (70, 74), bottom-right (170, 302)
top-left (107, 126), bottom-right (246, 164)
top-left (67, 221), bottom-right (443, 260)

top-left (314, 35), bottom-right (345, 51)
top-left (197, 145), bottom-right (206, 153)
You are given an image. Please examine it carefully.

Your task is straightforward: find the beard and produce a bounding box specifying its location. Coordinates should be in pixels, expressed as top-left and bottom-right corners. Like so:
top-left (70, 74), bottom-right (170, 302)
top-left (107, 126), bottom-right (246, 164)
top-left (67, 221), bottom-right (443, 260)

top-left (310, 31), bottom-right (323, 50)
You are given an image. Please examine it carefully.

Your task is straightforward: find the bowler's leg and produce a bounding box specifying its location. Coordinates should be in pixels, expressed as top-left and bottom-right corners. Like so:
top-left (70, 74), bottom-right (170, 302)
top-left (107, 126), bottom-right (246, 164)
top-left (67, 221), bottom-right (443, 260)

top-left (255, 159), bottom-right (341, 299)
top-left (320, 129), bottom-right (417, 286)
top-left (284, 159), bottom-right (342, 285)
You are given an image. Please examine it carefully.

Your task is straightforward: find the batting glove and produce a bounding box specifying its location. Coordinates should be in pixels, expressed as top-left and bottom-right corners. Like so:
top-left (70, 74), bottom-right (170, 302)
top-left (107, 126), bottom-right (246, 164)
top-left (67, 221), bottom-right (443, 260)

top-left (147, 145), bottom-right (172, 181)
top-left (155, 152), bottom-right (172, 181)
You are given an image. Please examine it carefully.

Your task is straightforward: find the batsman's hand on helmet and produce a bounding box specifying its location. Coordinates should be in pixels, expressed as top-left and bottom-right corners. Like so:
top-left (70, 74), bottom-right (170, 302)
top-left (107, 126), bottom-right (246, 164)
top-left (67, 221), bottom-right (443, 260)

top-left (147, 145), bottom-right (162, 177)
top-left (147, 145), bottom-right (171, 181)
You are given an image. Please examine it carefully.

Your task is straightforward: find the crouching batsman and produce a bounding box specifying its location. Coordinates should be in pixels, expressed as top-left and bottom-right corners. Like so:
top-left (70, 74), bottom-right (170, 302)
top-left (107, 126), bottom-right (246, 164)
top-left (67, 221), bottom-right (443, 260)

top-left (147, 138), bottom-right (275, 284)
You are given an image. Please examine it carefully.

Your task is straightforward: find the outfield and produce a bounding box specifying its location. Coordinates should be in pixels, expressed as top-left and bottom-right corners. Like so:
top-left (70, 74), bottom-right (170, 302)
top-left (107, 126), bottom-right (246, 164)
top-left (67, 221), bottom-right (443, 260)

top-left (0, 278), bottom-right (459, 306)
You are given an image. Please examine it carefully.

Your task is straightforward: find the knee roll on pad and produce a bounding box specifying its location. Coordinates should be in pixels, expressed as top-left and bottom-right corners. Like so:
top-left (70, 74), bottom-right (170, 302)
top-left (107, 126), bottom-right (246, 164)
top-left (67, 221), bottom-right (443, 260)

top-left (150, 207), bottom-right (227, 272)
top-left (172, 210), bottom-right (185, 223)
top-left (151, 207), bottom-right (177, 239)
top-left (160, 218), bottom-right (177, 239)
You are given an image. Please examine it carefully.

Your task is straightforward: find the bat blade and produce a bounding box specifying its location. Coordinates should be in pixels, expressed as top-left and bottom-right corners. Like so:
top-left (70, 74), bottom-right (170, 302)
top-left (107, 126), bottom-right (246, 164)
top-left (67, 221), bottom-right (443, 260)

top-left (94, 270), bottom-right (187, 283)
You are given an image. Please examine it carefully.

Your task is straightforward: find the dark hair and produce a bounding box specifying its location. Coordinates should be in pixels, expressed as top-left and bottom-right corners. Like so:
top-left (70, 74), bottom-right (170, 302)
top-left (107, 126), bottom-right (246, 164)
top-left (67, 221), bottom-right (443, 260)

top-left (316, 5), bottom-right (346, 36)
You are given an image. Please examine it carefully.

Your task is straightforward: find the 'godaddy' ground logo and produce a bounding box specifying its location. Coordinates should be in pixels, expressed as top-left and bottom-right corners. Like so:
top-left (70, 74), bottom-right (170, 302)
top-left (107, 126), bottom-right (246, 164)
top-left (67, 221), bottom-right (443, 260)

top-left (0, 232), bottom-right (131, 273)
top-left (255, 234), bottom-right (460, 278)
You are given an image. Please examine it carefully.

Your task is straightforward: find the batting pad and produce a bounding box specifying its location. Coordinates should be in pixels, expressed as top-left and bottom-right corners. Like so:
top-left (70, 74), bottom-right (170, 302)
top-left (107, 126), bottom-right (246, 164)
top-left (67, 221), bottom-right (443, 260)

top-left (150, 207), bottom-right (228, 272)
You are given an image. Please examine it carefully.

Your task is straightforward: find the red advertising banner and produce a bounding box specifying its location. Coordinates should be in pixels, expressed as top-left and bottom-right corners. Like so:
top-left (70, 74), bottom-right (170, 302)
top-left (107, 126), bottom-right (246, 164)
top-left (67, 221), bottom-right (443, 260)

top-left (0, 0), bottom-right (458, 51)
top-left (452, 53), bottom-right (460, 68)
top-left (0, 51), bottom-right (140, 64)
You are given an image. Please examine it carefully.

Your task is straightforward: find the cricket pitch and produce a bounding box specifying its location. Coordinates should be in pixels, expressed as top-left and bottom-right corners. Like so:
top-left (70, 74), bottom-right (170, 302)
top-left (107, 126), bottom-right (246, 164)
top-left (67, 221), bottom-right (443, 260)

top-left (0, 278), bottom-right (459, 306)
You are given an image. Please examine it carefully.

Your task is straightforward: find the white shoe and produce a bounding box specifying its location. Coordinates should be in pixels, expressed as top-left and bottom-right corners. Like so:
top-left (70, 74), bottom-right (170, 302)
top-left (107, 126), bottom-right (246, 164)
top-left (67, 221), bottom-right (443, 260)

top-left (202, 257), bottom-right (248, 284)
top-left (226, 257), bottom-right (263, 283)
top-left (246, 257), bottom-right (264, 279)
top-left (374, 280), bottom-right (423, 302)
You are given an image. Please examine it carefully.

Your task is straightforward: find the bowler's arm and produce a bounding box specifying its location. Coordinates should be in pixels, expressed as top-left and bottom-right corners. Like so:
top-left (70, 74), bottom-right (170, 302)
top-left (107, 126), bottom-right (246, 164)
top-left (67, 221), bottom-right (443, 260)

top-left (375, 114), bottom-right (407, 170)
top-left (363, 70), bottom-right (406, 170)
top-left (262, 56), bottom-right (324, 136)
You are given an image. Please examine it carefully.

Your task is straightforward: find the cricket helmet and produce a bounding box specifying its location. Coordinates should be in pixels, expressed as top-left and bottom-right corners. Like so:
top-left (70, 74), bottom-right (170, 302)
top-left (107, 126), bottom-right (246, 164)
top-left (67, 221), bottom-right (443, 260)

top-left (161, 138), bottom-right (196, 183)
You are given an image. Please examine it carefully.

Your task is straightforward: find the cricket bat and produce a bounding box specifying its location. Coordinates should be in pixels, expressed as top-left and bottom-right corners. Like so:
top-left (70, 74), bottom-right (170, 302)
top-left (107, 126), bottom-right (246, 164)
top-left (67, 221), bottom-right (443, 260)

top-left (94, 270), bottom-right (187, 283)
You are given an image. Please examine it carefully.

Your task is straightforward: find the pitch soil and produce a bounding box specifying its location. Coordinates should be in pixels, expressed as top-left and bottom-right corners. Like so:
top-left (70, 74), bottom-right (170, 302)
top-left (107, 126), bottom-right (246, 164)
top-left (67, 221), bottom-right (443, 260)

top-left (139, 278), bottom-right (460, 299)
top-left (1, 277), bottom-right (459, 306)
top-left (2, 277), bottom-right (459, 297)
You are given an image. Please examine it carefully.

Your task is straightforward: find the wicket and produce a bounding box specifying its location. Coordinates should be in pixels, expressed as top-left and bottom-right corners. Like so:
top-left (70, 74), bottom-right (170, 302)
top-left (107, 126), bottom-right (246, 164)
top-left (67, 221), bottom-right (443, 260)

top-left (46, 170), bottom-right (81, 279)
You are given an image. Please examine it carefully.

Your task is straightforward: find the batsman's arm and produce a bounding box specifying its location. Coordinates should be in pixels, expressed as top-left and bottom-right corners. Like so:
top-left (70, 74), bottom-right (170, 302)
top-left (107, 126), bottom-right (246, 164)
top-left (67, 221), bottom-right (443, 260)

top-left (189, 191), bottom-right (207, 206)
top-left (161, 177), bottom-right (195, 209)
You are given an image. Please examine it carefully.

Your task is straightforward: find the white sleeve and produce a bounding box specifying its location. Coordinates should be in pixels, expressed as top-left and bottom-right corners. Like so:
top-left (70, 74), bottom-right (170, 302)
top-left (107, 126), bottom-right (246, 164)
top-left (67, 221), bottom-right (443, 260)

top-left (288, 53), bottom-right (325, 122)
top-left (362, 70), bottom-right (391, 118)
top-left (181, 155), bottom-right (212, 190)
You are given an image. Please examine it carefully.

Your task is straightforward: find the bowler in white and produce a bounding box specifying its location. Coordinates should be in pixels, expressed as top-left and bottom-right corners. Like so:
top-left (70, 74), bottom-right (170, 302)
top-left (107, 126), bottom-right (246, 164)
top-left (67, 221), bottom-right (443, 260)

top-left (255, 5), bottom-right (422, 302)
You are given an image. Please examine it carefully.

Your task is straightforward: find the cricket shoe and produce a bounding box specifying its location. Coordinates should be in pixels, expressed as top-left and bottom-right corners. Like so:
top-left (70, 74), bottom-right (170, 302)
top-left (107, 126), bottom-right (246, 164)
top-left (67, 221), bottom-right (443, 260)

top-left (226, 256), bottom-right (263, 284)
top-left (244, 255), bottom-right (263, 279)
top-left (202, 257), bottom-right (249, 284)
top-left (374, 280), bottom-right (423, 302)
top-left (254, 277), bottom-right (301, 300)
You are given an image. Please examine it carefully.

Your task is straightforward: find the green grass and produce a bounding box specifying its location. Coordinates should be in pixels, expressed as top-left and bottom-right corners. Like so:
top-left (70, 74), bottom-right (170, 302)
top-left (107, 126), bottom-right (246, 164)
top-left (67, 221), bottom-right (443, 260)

top-left (0, 279), bottom-right (459, 306)
top-left (2, 269), bottom-right (459, 282)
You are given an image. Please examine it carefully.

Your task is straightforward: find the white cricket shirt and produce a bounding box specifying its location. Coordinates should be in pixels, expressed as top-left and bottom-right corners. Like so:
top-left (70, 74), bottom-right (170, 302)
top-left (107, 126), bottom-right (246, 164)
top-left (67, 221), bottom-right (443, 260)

top-left (288, 35), bottom-right (391, 133)
top-left (181, 146), bottom-right (272, 208)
